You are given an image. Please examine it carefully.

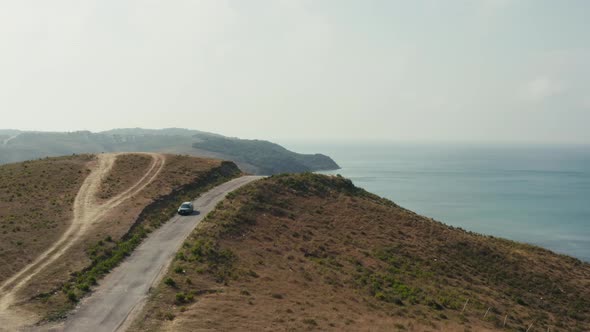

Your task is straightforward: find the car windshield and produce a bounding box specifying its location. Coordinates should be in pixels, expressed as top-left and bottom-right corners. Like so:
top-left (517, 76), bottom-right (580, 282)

top-left (181, 203), bottom-right (192, 209)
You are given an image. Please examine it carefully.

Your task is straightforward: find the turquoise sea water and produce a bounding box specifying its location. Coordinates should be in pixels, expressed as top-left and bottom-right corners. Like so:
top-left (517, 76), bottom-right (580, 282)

top-left (285, 143), bottom-right (590, 262)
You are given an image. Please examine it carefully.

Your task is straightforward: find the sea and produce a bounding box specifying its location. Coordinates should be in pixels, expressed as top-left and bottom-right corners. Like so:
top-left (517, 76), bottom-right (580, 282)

top-left (284, 142), bottom-right (590, 262)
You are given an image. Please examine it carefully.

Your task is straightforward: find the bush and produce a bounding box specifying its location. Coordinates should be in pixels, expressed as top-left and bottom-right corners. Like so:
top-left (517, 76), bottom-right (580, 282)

top-left (88, 276), bottom-right (97, 285)
top-left (175, 293), bottom-right (187, 304)
top-left (77, 283), bottom-right (90, 292)
top-left (175, 292), bottom-right (194, 304)
top-left (164, 277), bottom-right (177, 288)
top-left (67, 291), bottom-right (77, 302)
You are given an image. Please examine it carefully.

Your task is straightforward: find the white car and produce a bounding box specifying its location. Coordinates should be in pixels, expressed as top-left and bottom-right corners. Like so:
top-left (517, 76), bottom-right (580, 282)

top-left (177, 202), bottom-right (194, 215)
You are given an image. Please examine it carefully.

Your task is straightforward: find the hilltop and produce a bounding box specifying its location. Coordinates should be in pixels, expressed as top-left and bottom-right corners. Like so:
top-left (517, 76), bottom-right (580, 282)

top-left (132, 173), bottom-right (590, 332)
top-left (0, 153), bottom-right (241, 326)
top-left (0, 128), bottom-right (339, 175)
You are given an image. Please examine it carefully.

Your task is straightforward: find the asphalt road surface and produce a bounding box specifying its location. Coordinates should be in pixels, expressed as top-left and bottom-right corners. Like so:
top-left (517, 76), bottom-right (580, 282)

top-left (57, 175), bottom-right (262, 332)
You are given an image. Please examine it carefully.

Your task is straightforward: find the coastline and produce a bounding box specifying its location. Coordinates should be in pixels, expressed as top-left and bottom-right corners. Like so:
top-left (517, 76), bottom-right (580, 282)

top-left (284, 142), bottom-right (590, 262)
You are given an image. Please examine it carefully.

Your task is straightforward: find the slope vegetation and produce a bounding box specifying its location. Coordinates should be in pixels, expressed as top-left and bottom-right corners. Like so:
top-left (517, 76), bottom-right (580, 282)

top-left (132, 173), bottom-right (590, 332)
top-left (0, 154), bottom-right (241, 327)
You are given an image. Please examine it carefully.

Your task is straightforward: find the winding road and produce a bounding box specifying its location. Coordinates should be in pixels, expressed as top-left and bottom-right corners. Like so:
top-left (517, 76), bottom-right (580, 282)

top-left (55, 175), bottom-right (262, 332)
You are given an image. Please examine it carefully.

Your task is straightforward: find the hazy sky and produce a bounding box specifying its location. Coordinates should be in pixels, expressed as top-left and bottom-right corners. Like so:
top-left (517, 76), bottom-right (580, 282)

top-left (1, 0), bottom-right (588, 143)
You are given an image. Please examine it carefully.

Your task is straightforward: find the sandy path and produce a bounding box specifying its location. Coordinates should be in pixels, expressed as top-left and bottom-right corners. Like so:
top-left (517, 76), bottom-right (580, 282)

top-left (0, 153), bottom-right (165, 330)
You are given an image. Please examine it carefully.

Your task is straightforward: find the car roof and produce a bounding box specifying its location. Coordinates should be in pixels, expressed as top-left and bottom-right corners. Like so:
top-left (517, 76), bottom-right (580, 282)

top-left (181, 202), bottom-right (193, 205)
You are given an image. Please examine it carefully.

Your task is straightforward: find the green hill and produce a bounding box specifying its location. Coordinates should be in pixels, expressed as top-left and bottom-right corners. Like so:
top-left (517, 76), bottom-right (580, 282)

top-left (192, 135), bottom-right (338, 175)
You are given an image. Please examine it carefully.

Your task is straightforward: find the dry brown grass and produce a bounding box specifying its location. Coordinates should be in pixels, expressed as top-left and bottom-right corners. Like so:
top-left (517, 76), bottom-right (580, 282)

top-left (96, 153), bottom-right (153, 201)
top-left (0, 153), bottom-right (240, 323)
top-left (0, 155), bottom-right (94, 284)
top-left (132, 173), bottom-right (590, 332)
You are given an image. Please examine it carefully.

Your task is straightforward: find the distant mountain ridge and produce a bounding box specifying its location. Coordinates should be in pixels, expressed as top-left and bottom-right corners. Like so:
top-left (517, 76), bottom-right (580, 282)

top-left (100, 127), bottom-right (222, 137)
top-left (0, 128), bottom-right (339, 175)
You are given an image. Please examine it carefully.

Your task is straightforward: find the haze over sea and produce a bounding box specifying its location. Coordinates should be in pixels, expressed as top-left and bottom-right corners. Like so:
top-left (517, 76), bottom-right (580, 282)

top-left (285, 142), bottom-right (590, 262)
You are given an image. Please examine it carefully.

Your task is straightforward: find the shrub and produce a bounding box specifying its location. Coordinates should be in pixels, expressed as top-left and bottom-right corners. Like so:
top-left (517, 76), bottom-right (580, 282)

top-left (175, 292), bottom-right (194, 304)
top-left (67, 291), bottom-right (77, 302)
top-left (77, 283), bottom-right (90, 292)
top-left (88, 276), bottom-right (97, 285)
top-left (164, 277), bottom-right (177, 288)
top-left (175, 293), bottom-right (187, 304)
top-left (303, 319), bottom-right (317, 326)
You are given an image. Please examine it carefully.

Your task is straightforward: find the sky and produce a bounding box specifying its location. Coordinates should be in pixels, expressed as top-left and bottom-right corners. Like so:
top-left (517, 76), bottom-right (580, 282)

top-left (0, 0), bottom-right (589, 144)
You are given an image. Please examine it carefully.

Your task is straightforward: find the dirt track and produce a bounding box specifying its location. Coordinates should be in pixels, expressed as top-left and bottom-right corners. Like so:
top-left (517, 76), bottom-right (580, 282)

top-left (0, 153), bottom-right (165, 330)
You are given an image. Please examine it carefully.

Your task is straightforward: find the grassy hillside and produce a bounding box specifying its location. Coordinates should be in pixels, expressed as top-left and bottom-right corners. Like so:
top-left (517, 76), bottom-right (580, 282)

top-left (0, 154), bottom-right (242, 322)
top-left (96, 154), bottom-right (153, 201)
top-left (0, 155), bottom-right (93, 284)
top-left (0, 128), bottom-right (339, 174)
top-left (132, 174), bottom-right (590, 332)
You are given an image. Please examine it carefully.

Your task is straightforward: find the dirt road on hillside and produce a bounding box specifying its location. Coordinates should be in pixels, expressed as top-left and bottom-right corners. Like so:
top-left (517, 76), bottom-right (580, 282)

top-left (54, 176), bottom-right (262, 332)
top-left (0, 153), bottom-right (165, 330)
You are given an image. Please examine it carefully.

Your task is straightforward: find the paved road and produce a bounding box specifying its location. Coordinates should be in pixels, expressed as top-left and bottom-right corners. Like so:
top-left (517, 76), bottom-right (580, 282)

top-left (54, 176), bottom-right (262, 332)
